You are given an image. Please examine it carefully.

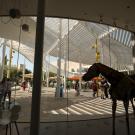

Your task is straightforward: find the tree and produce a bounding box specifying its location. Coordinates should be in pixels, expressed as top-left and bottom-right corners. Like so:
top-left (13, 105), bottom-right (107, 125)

top-left (49, 72), bottom-right (56, 77)
top-left (3, 66), bottom-right (31, 80)
top-left (25, 68), bottom-right (32, 74)
top-left (71, 68), bottom-right (75, 72)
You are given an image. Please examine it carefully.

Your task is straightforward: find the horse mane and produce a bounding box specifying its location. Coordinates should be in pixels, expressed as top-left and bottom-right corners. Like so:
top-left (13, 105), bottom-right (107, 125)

top-left (93, 63), bottom-right (124, 82)
top-left (83, 63), bottom-right (125, 86)
top-left (95, 63), bottom-right (120, 75)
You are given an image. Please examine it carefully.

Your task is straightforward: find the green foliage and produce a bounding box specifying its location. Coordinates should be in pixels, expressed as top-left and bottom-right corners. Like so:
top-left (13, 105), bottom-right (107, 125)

top-left (25, 68), bottom-right (32, 74)
top-left (49, 72), bottom-right (56, 77)
top-left (3, 66), bottom-right (31, 80)
top-left (43, 72), bottom-right (57, 80)
top-left (71, 68), bottom-right (75, 72)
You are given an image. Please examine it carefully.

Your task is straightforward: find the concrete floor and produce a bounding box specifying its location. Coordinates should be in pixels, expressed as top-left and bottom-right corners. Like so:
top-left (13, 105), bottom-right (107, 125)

top-left (1, 115), bottom-right (135, 135)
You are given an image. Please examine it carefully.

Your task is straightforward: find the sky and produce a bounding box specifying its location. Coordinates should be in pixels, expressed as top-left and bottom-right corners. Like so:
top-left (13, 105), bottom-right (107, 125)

top-left (1, 46), bottom-right (88, 74)
top-left (6, 46), bottom-right (33, 72)
top-left (1, 45), bottom-right (88, 74)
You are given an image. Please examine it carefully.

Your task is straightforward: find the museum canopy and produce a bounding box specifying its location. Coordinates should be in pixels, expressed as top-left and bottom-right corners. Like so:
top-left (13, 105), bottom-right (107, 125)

top-left (0, 0), bottom-right (135, 72)
top-left (0, 17), bottom-right (134, 72)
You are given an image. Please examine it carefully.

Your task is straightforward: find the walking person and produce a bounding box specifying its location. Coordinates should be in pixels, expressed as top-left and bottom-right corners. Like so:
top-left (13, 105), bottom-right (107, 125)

top-left (100, 78), bottom-right (105, 99)
top-left (27, 81), bottom-right (31, 92)
top-left (100, 76), bottom-right (109, 99)
top-left (21, 81), bottom-right (27, 91)
top-left (0, 77), bottom-right (6, 107)
top-left (60, 83), bottom-right (64, 97)
top-left (91, 80), bottom-right (98, 97)
top-left (66, 80), bottom-right (71, 91)
top-left (75, 80), bottom-right (80, 96)
top-left (3, 78), bottom-right (11, 108)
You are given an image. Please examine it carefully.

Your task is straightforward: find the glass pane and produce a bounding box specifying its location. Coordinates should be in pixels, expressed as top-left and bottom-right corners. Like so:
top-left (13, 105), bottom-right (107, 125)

top-left (0, 16), bottom-right (134, 135)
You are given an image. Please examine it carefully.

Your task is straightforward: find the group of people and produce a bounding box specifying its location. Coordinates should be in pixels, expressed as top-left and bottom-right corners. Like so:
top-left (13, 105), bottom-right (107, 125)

top-left (0, 77), bottom-right (12, 108)
top-left (73, 76), bottom-right (110, 98)
top-left (91, 76), bottom-right (110, 99)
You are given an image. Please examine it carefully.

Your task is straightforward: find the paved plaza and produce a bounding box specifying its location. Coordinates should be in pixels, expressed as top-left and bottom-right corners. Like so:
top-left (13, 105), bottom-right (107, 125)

top-left (10, 87), bottom-right (134, 122)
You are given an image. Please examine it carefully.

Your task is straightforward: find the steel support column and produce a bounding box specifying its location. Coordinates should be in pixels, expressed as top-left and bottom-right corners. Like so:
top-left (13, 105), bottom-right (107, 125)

top-left (132, 33), bottom-right (135, 71)
top-left (64, 37), bottom-right (67, 92)
top-left (46, 54), bottom-right (49, 88)
top-left (22, 59), bottom-right (25, 82)
top-left (7, 40), bottom-right (13, 78)
top-left (79, 62), bottom-right (82, 90)
top-left (56, 19), bottom-right (62, 97)
top-left (30, 0), bottom-right (45, 134)
top-left (0, 41), bottom-right (6, 81)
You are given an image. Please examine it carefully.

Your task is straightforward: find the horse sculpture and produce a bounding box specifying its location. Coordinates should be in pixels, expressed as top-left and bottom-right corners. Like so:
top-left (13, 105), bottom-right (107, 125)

top-left (82, 63), bottom-right (135, 135)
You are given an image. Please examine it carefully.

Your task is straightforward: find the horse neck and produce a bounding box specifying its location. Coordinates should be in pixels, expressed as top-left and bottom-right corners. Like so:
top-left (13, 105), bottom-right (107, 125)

top-left (95, 63), bottom-right (123, 85)
top-left (96, 63), bottom-right (111, 78)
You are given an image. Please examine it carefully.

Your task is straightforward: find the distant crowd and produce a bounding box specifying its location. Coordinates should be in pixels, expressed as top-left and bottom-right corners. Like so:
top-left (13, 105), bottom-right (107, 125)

top-left (49, 75), bottom-right (110, 98)
top-left (73, 76), bottom-right (110, 98)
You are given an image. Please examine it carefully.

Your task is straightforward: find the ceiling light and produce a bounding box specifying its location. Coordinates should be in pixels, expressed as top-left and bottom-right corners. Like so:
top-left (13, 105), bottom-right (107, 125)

top-left (22, 24), bottom-right (29, 32)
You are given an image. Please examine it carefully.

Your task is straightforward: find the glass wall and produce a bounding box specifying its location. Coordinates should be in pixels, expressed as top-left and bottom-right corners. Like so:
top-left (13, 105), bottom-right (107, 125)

top-left (0, 17), bottom-right (134, 125)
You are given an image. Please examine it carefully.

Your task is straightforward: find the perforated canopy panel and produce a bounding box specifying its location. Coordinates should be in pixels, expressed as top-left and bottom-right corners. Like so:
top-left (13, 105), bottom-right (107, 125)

top-left (0, 17), bottom-right (133, 71)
